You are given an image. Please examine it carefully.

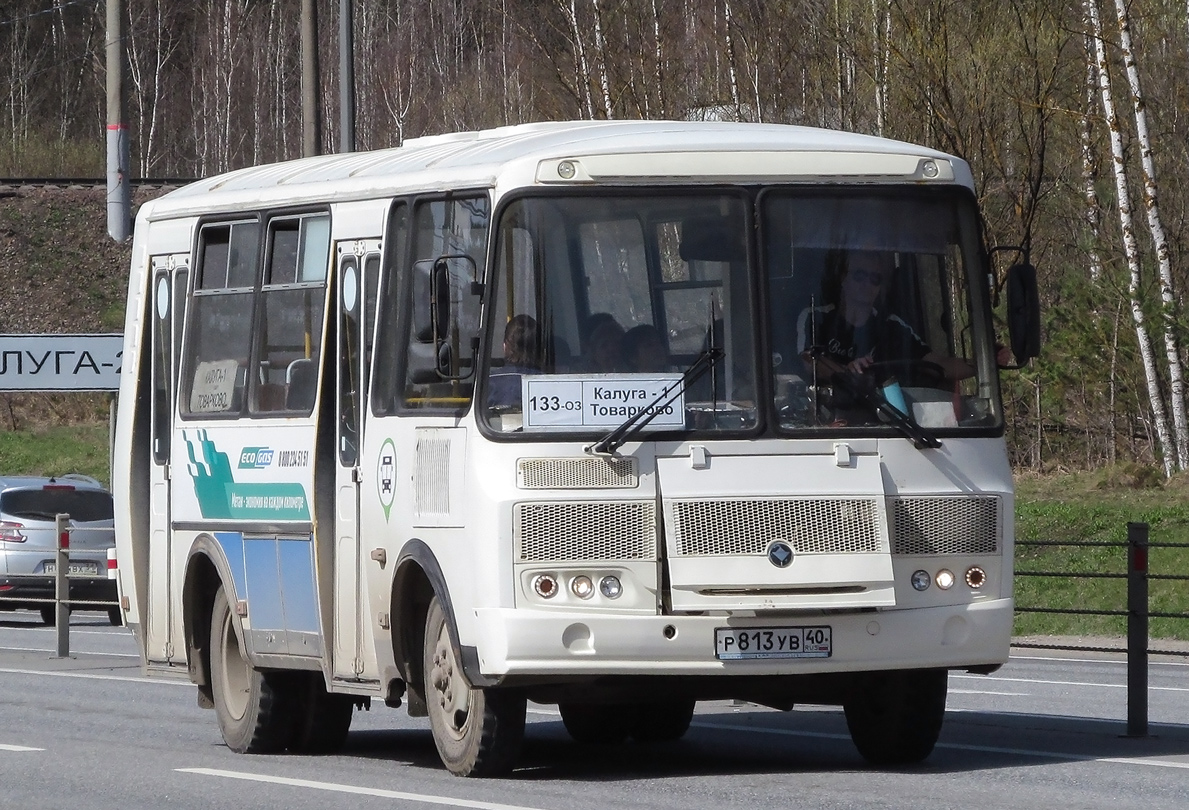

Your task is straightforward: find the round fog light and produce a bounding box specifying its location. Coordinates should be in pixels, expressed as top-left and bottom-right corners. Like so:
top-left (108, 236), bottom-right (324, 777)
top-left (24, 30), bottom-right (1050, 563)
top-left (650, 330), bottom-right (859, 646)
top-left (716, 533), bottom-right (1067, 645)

top-left (599, 575), bottom-right (623, 599)
top-left (571, 575), bottom-right (595, 599)
top-left (910, 569), bottom-right (931, 591)
top-left (935, 569), bottom-right (956, 590)
top-left (965, 566), bottom-right (987, 589)
top-left (533, 574), bottom-right (558, 599)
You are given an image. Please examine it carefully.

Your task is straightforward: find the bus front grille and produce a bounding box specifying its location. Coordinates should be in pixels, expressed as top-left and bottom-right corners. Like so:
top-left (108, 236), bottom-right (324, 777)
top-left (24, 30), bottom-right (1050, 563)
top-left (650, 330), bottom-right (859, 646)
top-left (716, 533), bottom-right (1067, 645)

top-left (669, 498), bottom-right (882, 556)
top-left (515, 500), bottom-right (657, 562)
top-left (890, 496), bottom-right (1000, 555)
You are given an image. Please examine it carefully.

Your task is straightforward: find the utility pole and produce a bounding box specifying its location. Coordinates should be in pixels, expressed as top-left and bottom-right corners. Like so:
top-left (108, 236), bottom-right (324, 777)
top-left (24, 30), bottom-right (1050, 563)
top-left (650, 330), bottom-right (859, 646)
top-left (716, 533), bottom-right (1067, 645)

top-left (106, 0), bottom-right (130, 241)
top-left (302, 0), bottom-right (322, 157)
top-left (339, 0), bottom-right (356, 153)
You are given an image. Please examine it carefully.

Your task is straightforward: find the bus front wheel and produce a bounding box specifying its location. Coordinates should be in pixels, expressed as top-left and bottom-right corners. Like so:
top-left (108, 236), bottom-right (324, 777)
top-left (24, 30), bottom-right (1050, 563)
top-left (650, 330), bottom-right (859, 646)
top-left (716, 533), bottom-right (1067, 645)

top-left (843, 668), bottom-right (947, 766)
top-left (423, 596), bottom-right (525, 776)
top-left (209, 586), bottom-right (295, 753)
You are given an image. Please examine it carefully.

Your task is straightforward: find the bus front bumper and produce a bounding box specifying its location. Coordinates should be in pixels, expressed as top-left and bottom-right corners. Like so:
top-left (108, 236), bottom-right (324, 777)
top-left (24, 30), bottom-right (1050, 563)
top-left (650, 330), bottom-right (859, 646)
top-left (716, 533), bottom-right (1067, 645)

top-left (471, 597), bottom-right (1013, 678)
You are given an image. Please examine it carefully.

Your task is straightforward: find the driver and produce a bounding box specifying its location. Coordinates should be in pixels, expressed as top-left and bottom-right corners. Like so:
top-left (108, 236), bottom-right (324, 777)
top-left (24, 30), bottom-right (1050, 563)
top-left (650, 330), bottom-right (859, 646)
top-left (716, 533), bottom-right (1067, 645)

top-left (797, 249), bottom-right (974, 385)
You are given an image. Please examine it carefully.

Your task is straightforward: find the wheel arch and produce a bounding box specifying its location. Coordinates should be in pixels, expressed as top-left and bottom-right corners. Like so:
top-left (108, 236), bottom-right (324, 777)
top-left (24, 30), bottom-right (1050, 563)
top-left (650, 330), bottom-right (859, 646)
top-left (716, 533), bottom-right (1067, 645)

top-left (182, 534), bottom-right (243, 707)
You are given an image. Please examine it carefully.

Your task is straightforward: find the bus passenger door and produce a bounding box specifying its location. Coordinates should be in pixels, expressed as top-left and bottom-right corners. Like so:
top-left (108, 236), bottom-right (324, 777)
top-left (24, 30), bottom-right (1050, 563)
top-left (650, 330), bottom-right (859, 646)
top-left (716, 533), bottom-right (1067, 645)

top-left (146, 256), bottom-right (187, 663)
top-left (332, 245), bottom-right (380, 682)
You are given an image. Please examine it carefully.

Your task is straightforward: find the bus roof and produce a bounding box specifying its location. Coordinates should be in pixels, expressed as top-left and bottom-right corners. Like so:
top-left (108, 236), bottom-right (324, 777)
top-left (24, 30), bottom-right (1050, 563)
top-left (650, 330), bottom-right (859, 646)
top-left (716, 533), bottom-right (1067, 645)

top-left (143, 120), bottom-right (972, 219)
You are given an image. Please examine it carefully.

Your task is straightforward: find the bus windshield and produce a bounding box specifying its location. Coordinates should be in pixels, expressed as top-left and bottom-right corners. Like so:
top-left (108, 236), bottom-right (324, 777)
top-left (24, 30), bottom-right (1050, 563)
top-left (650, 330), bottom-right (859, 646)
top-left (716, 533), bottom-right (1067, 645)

top-left (480, 188), bottom-right (999, 438)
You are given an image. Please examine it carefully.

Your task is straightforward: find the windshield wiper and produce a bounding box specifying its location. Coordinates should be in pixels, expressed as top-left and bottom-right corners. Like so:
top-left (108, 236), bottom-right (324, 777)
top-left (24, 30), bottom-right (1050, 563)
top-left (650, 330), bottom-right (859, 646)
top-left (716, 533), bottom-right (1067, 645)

top-left (585, 348), bottom-right (723, 457)
top-left (807, 349), bottom-right (942, 450)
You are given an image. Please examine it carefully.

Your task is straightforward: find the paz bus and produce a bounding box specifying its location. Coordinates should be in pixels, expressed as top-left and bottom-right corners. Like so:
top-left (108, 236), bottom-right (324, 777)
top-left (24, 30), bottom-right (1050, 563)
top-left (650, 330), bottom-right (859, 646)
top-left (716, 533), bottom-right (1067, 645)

top-left (113, 120), bottom-right (1039, 776)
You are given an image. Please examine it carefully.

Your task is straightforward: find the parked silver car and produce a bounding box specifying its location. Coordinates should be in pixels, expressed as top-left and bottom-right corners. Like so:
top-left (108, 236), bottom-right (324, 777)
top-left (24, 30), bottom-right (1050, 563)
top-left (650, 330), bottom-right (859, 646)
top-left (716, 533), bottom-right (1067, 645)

top-left (0, 474), bottom-right (119, 626)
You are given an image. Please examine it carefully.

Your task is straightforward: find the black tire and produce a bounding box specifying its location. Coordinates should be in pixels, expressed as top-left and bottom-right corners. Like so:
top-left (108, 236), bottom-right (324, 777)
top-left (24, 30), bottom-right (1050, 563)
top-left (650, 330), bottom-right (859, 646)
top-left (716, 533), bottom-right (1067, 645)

top-left (844, 669), bottom-right (947, 766)
top-left (40, 606), bottom-right (55, 626)
top-left (209, 586), bottom-right (296, 753)
top-left (424, 596), bottom-right (525, 776)
top-left (630, 699), bottom-right (696, 742)
top-left (108, 606), bottom-right (123, 627)
top-left (288, 672), bottom-right (354, 754)
top-left (559, 702), bottom-right (632, 744)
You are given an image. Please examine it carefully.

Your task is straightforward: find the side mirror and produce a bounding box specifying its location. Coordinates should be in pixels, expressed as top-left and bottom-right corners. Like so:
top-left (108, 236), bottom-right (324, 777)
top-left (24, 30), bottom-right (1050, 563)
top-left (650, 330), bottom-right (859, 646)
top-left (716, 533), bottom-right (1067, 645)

top-left (429, 258), bottom-right (452, 344)
top-left (1006, 262), bottom-right (1041, 364)
top-left (429, 254), bottom-right (479, 380)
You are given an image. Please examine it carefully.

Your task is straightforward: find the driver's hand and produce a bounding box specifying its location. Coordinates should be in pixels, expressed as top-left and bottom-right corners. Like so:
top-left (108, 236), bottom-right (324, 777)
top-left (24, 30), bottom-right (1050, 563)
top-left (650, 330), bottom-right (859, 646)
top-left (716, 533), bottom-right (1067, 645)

top-left (847, 353), bottom-right (874, 374)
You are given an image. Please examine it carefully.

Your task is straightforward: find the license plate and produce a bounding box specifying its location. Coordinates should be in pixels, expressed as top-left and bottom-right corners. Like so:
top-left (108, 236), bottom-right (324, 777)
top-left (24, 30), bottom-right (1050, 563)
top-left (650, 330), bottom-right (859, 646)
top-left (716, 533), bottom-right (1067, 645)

top-left (43, 561), bottom-right (100, 577)
top-left (715, 626), bottom-right (832, 660)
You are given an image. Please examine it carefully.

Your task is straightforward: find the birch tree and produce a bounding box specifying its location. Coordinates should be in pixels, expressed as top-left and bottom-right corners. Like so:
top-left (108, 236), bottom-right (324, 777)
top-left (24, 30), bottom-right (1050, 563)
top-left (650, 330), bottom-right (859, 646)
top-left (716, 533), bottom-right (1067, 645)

top-left (1111, 0), bottom-right (1188, 470)
top-left (1087, 0), bottom-right (1174, 476)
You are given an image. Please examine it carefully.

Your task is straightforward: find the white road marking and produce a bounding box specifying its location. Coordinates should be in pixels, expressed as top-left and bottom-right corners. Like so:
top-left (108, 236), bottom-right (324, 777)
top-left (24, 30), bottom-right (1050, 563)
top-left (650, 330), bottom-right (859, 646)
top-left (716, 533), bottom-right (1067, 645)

top-left (949, 688), bottom-right (1029, 696)
top-left (956, 673), bottom-right (1189, 693)
top-left (0, 666), bottom-right (188, 686)
top-left (1012, 653), bottom-right (1189, 669)
top-left (0, 645), bottom-right (140, 658)
top-left (0, 744), bottom-right (44, 752)
top-left (694, 720), bottom-right (1189, 770)
top-left (178, 768), bottom-right (552, 810)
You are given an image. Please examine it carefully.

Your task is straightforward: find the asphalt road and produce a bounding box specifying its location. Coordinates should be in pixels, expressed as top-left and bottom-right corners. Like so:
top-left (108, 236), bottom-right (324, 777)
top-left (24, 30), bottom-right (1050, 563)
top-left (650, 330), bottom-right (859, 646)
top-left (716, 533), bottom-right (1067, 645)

top-left (1, 610), bottom-right (1187, 810)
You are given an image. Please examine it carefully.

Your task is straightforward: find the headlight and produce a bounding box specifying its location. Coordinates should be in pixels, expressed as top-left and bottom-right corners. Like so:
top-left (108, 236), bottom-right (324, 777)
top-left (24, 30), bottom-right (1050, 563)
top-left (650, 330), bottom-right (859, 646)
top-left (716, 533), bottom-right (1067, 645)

top-left (910, 570), bottom-right (931, 591)
top-left (935, 569), bottom-right (956, 590)
top-left (599, 575), bottom-right (623, 599)
top-left (965, 566), bottom-right (987, 589)
top-left (532, 574), bottom-right (559, 598)
top-left (570, 575), bottom-right (594, 599)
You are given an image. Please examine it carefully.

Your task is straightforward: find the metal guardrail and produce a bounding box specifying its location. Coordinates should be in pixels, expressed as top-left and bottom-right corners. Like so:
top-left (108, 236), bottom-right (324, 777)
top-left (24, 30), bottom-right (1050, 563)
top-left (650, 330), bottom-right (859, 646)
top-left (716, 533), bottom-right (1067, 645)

top-left (1015, 522), bottom-right (1189, 737)
top-left (0, 513), bottom-right (119, 657)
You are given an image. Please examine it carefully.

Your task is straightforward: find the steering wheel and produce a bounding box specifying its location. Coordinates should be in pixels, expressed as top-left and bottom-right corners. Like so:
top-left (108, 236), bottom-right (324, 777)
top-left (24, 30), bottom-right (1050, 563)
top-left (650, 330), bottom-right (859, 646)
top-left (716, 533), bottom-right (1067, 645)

top-left (862, 359), bottom-right (947, 389)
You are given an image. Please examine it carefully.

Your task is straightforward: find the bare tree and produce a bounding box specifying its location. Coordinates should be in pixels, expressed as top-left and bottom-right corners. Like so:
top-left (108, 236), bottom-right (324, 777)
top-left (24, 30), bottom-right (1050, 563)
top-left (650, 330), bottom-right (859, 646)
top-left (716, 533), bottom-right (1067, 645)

top-left (1087, 0), bottom-right (1174, 476)
top-left (1111, 0), bottom-right (1187, 470)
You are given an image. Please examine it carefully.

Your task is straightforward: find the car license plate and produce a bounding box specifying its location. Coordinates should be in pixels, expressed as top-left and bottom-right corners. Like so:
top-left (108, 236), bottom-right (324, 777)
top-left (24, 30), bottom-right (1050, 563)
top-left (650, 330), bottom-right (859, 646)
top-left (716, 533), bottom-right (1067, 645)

top-left (715, 626), bottom-right (832, 660)
top-left (43, 561), bottom-right (100, 577)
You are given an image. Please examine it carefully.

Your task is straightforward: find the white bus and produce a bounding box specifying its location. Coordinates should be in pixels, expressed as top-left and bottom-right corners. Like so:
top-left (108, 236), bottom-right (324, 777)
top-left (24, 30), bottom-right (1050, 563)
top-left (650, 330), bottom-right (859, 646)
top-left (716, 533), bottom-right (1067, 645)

top-left (113, 120), bottom-right (1039, 776)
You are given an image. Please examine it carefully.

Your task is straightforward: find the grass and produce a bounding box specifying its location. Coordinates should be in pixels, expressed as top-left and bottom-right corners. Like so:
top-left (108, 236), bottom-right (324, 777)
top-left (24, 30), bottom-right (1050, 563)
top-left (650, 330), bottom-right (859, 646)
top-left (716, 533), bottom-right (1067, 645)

top-left (0, 424), bottom-right (112, 486)
top-left (1014, 466), bottom-right (1189, 642)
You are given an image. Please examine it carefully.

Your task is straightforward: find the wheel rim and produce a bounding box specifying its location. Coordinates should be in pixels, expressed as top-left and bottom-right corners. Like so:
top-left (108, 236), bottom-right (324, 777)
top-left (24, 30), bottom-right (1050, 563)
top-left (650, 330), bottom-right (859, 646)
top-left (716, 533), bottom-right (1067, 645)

top-left (216, 608), bottom-right (251, 721)
top-left (429, 620), bottom-right (471, 741)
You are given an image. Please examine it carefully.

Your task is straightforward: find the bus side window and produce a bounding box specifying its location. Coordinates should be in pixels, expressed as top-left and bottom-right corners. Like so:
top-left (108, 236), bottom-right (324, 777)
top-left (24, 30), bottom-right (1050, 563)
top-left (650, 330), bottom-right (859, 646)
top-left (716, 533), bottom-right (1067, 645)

top-left (251, 213), bottom-right (330, 415)
top-left (371, 202), bottom-right (409, 416)
top-left (182, 220), bottom-right (259, 417)
top-left (399, 195), bottom-right (489, 410)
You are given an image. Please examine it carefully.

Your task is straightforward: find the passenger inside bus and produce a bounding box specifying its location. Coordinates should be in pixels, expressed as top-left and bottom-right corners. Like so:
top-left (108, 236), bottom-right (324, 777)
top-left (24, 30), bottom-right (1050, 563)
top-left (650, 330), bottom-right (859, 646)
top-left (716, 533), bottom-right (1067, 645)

top-left (623, 324), bottom-right (671, 373)
top-left (488, 314), bottom-right (541, 409)
top-left (579, 315), bottom-right (626, 373)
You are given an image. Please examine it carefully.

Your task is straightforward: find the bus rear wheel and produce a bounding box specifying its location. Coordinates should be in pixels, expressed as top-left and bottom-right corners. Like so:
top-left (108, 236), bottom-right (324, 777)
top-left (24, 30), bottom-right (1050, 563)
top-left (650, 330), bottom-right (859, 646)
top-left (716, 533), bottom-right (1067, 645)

top-left (209, 586), bottom-right (295, 753)
top-left (843, 668), bottom-right (947, 766)
top-left (288, 672), bottom-right (355, 754)
top-left (423, 596), bottom-right (525, 776)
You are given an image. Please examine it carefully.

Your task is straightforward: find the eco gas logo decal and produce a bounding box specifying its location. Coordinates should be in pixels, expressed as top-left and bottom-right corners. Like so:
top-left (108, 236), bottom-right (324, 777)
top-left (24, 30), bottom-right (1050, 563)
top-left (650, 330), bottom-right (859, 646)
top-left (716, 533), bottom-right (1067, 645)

top-left (238, 447), bottom-right (275, 469)
top-left (183, 430), bottom-right (311, 521)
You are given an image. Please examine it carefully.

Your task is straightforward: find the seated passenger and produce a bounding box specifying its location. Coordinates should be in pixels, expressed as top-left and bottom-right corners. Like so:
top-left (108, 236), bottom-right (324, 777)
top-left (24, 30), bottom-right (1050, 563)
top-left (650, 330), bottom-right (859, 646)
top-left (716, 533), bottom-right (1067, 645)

top-left (488, 314), bottom-right (541, 409)
top-left (581, 317), bottom-right (626, 373)
top-left (623, 324), bottom-right (670, 373)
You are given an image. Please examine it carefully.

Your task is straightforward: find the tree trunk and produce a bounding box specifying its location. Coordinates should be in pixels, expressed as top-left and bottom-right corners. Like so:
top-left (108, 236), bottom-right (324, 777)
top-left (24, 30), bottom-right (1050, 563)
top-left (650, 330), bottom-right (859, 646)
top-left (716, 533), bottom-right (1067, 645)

top-left (1112, 0), bottom-right (1187, 471)
top-left (1088, 0), bottom-right (1174, 476)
